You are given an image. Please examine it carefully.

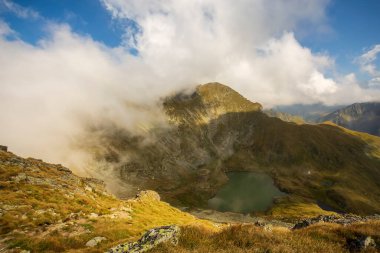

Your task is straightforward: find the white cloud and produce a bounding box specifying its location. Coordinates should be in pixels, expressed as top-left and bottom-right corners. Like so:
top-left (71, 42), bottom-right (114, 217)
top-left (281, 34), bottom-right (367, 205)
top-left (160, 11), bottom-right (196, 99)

top-left (358, 44), bottom-right (380, 78)
top-left (0, 0), bottom-right (40, 19)
top-left (361, 45), bottom-right (380, 63)
top-left (369, 77), bottom-right (380, 88)
top-left (0, 19), bottom-right (14, 36)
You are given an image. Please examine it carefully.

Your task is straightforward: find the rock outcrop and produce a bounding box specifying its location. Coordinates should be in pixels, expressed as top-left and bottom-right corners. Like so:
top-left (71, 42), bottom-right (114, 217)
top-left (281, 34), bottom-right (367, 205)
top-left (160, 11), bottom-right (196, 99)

top-left (346, 235), bottom-right (377, 252)
top-left (134, 190), bottom-right (161, 201)
top-left (86, 236), bottom-right (107, 247)
top-left (107, 225), bottom-right (180, 253)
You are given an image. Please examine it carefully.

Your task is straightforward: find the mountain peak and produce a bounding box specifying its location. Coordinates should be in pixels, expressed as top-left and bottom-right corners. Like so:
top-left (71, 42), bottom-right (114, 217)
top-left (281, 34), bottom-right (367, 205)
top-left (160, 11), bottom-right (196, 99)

top-left (164, 82), bottom-right (262, 124)
top-left (196, 82), bottom-right (262, 112)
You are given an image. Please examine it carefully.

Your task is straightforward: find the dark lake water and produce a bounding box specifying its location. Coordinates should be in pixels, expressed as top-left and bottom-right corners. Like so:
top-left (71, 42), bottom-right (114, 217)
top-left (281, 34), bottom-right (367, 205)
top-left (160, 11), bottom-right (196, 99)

top-left (208, 172), bottom-right (285, 213)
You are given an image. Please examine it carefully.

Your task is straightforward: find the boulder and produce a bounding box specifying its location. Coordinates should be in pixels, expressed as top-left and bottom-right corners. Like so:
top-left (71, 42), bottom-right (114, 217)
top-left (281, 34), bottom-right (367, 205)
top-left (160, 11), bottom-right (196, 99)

top-left (86, 236), bottom-right (107, 247)
top-left (347, 235), bottom-right (376, 252)
top-left (135, 191), bottom-right (161, 201)
top-left (0, 145), bottom-right (7, 152)
top-left (107, 225), bottom-right (180, 253)
top-left (89, 213), bottom-right (99, 219)
top-left (57, 165), bottom-right (71, 173)
top-left (11, 173), bottom-right (27, 183)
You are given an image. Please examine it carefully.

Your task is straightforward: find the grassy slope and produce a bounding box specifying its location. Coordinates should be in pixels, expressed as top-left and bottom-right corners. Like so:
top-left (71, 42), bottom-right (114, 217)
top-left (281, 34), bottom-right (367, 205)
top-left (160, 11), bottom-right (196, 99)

top-left (150, 221), bottom-right (380, 253)
top-left (0, 150), bottom-right (212, 253)
top-left (1, 150), bottom-right (379, 253)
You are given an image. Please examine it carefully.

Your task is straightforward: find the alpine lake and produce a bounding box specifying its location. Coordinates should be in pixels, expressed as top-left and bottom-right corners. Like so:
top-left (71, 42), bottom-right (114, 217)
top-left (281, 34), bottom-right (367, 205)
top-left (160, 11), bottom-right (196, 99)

top-left (208, 172), bottom-right (286, 214)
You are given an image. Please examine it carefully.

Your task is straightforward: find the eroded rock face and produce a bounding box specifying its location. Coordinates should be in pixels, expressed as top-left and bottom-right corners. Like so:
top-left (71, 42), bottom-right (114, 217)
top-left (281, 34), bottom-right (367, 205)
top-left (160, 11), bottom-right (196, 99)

top-left (107, 225), bottom-right (180, 253)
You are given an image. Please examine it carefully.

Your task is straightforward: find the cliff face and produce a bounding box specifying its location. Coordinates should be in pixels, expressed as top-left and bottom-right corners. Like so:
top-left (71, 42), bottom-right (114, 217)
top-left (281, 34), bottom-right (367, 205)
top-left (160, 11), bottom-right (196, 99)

top-left (81, 83), bottom-right (380, 216)
top-left (319, 102), bottom-right (380, 136)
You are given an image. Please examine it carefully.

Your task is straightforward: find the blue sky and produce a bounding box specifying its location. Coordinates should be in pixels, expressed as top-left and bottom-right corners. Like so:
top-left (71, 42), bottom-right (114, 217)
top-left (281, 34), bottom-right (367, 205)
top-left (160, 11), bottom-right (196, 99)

top-left (0, 0), bottom-right (122, 46)
top-left (301, 0), bottom-right (380, 78)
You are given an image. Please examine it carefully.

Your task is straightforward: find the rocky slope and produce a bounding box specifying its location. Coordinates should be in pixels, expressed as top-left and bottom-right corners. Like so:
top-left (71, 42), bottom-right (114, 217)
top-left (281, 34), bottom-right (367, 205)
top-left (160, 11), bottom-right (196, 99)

top-left (0, 147), bottom-right (211, 252)
top-left (319, 102), bottom-right (380, 136)
top-left (82, 82), bottom-right (380, 216)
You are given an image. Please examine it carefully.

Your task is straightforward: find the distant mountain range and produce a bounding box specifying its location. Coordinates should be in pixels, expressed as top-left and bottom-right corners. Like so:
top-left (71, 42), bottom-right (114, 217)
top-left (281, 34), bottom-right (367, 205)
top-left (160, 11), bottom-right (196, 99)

top-left (273, 103), bottom-right (345, 122)
top-left (318, 102), bottom-right (380, 137)
top-left (268, 102), bottom-right (380, 137)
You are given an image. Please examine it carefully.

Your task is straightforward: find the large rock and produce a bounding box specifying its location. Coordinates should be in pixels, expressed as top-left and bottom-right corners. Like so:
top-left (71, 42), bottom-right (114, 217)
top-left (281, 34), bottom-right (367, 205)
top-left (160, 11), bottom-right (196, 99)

top-left (107, 225), bottom-right (180, 253)
top-left (0, 145), bottom-right (7, 152)
top-left (347, 236), bottom-right (376, 252)
top-left (135, 191), bottom-right (161, 201)
top-left (86, 236), bottom-right (107, 247)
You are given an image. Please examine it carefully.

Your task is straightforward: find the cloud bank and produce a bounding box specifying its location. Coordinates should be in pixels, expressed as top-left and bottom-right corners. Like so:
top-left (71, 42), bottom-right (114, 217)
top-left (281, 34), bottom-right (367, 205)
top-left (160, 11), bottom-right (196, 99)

top-left (0, 0), bottom-right (380, 173)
